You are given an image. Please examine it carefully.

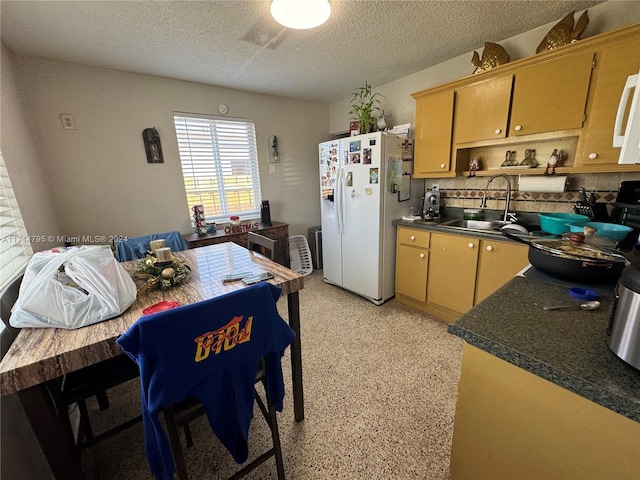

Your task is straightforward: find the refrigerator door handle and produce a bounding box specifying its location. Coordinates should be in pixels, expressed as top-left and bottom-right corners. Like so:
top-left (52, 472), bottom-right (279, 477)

top-left (335, 167), bottom-right (344, 234)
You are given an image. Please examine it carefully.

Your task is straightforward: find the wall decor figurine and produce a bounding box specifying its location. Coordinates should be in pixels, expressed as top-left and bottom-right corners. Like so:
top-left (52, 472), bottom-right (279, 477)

top-left (376, 110), bottom-right (390, 131)
top-left (536, 10), bottom-right (589, 54)
top-left (471, 42), bottom-right (510, 74)
top-left (142, 127), bottom-right (163, 163)
top-left (468, 156), bottom-right (480, 177)
top-left (545, 149), bottom-right (561, 175)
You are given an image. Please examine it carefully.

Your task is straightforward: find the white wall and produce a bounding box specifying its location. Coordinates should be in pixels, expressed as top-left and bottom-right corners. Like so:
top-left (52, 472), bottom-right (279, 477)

top-left (6, 54), bottom-right (329, 240)
top-left (329, 1), bottom-right (640, 136)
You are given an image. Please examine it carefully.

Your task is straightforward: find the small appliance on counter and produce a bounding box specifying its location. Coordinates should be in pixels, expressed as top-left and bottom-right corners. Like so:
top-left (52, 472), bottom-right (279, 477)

top-left (610, 180), bottom-right (640, 247)
top-left (422, 186), bottom-right (440, 221)
top-left (260, 200), bottom-right (272, 226)
top-left (607, 257), bottom-right (640, 370)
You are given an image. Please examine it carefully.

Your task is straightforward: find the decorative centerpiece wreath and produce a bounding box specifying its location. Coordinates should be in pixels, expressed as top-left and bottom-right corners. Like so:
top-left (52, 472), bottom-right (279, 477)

top-left (133, 254), bottom-right (190, 294)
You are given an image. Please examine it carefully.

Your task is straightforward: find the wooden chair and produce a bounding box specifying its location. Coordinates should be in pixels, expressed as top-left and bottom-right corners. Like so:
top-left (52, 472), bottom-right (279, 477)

top-left (247, 231), bottom-right (276, 261)
top-left (117, 283), bottom-right (294, 480)
top-left (163, 359), bottom-right (285, 480)
top-left (1, 274), bottom-right (141, 451)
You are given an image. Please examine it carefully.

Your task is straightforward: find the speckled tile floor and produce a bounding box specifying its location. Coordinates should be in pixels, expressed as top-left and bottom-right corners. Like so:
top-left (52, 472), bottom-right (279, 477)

top-left (81, 271), bottom-right (464, 479)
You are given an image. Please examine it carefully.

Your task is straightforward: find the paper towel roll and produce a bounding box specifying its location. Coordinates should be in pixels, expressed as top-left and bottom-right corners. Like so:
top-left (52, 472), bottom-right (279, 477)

top-left (518, 175), bottom-right (567, 193)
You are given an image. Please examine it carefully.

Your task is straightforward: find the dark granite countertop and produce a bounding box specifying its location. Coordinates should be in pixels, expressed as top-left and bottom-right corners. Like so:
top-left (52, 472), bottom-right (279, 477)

top-left (393, 207), bottom-right (545, 242)
top-left (448, 275), bottom-right (640, 423)
top-left (392, 218), bottom-right (509, 241)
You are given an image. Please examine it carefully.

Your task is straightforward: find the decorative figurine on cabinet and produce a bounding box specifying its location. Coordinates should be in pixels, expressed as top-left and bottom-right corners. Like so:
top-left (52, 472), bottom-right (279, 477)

top-left (471, 42), bottom-right (510, 74)
top-left (519, 149), bottom-right (538, 167)
top-left (545, 149), bottom-right (560, 175)
top-left (468, 156), bottom-right (480, 177)
top-left (536, 10), bottom-right (589, 54)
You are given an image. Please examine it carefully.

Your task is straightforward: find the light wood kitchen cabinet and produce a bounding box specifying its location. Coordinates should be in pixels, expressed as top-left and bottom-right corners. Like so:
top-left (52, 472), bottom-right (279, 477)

top-left (576, 33), bottom-right (640, 168)
top-left (454, 52), bottom-right (593, 146)
top-left (395, 227), bottom-right (430, 302)
top-left (412, 23), bottom-right (640, 176)
top-left (413, 89), bottom-right (455, 176)
top-left (508, 51), bottom-right (594, 137)
top-left (474, 238), bottom-right (529, 304)
top-left (454, 75), bottom-right (513, 144)
top-left (427, 232), bottom-right (479, 315)
top-left (395, 227), bottom-right (530, 322)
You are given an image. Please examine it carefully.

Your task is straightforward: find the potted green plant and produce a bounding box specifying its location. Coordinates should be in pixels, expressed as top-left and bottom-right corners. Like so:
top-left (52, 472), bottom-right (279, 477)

top-left (348, 81), bottom-right (384, 134)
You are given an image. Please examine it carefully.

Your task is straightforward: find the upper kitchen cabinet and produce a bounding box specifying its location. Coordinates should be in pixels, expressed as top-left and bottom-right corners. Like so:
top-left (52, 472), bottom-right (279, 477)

top-left (454, 75), bottom-right (513, 144)
top-left (508, 51), bottom-right (594, 137)
top-left (575, 31), bottom-right (640, 169)
top-left (412, 23), bottom-right (640, 177)
top-left (413, 89), bottom-right (455, 177)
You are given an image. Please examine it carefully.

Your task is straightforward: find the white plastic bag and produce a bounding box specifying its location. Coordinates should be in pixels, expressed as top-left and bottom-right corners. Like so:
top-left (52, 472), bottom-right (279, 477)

top-left (10, 245), bottom-right (137, 329)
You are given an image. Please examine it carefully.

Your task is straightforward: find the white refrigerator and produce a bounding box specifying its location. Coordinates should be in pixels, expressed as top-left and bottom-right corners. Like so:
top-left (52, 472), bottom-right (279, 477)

top-left (319, 131), bottom-right (422, 304)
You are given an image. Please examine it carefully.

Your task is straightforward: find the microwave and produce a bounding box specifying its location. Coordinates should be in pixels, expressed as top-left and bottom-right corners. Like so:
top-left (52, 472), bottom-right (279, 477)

top-left (613, 68), bottom-right (640, 165)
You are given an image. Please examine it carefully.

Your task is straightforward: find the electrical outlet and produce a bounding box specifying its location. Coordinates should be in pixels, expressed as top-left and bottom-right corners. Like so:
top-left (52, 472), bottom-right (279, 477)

top-left (431, 183), bottom-right (439, 191)
top-left (269, 163), bottom-right (276, 174)
top-left (60, 114), bottom-right (76, 130)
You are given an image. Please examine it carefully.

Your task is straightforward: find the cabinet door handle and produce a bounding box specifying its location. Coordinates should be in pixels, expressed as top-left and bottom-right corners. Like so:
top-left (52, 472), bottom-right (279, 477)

top-left (514, 125), bottom-right (523, 131)
top-left (589, 153), bottom-right (598, 159)
top-left (440, 163), bottom-right (445, 169)
top-left (468, 242), bottom-right (475, 248)
top-left (410, 235), bottom-right (416, 241)
top-left (486, 245), bottom-right (493, 251)
top-left (419, 253), bottom-right (425, 258)
top-left (494, 128), bottom-right (502, 134)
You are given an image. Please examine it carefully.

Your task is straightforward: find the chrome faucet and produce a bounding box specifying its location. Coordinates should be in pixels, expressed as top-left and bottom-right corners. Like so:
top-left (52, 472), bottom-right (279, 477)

top-left (480, 174), bottom-right (512, 222)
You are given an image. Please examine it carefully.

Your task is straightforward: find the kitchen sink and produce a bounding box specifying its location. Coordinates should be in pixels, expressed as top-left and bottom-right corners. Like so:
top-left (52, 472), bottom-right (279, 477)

top-left (439, 218), bottom-right (509, 233)
top-left (440, 218), bottom-right (504, 230)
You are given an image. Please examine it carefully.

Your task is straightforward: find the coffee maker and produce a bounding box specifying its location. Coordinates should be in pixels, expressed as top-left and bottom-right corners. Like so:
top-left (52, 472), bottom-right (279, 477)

top-left (422, 186), bottom-right (441, 221)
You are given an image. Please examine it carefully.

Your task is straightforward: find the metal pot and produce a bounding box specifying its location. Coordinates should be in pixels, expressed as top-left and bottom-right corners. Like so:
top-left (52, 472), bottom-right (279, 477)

top-left (502, 231), bottom-right (628, 284)
top-left (607, 260), bottom-right (640, 369)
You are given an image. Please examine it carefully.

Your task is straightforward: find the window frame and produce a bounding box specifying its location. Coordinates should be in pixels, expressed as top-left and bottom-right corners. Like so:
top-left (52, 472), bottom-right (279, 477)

top-left (173, 112), bottom-right (263, 225)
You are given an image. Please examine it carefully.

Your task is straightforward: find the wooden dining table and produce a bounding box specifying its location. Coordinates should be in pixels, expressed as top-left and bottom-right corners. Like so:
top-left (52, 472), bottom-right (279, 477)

top-left (0, 242), bottom-right (305, 479)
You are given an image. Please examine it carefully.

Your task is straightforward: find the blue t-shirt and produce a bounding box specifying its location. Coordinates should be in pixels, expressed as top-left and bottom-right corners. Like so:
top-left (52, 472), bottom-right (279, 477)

top-left (117, 282), bottom-right (295, 480)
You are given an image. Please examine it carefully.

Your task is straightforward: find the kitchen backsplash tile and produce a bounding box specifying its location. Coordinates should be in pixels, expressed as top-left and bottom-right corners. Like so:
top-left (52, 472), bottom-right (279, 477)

top-left (433, 172), bottom-right (640, 215)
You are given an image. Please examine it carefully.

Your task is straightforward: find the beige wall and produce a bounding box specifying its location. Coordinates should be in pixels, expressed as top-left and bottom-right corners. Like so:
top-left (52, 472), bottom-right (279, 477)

top-left (3, 1), bottom-right (640, 247)
top-left (1, 44), bottom-right (62, 252)
top-left (4, 52), bottom-right (328, 240)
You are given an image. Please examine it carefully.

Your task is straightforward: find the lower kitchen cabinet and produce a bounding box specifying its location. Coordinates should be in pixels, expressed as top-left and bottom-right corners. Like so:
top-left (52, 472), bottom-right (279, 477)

top-left (427, 233), bottom-right (479, 314)
top-left (395, 227), bottom-right (430, 302)
top-left (474, 238), bottom-right (530, 304)
top-left (395, 227), bottom-right (529, 322)
top-left (451, 345), bottom-right (640, 480)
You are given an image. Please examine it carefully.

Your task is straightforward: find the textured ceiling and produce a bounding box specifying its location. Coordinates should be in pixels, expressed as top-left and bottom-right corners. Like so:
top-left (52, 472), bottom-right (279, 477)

top-left (1, 0), bottom-right (605, 103)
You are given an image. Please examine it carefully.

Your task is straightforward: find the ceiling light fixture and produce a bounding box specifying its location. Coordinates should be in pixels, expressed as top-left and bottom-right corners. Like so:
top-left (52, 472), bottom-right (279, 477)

top-left (270, 0), bottom-right (331, 30)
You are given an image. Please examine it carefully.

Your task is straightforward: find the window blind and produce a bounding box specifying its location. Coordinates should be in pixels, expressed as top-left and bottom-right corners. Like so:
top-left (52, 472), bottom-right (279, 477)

top-left (174, 113), bottom-right (262, 223)
top-left (0, 151), bottom-right (33, 290)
